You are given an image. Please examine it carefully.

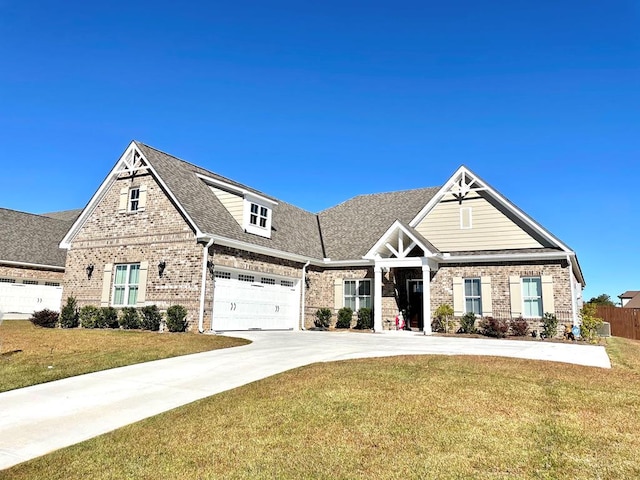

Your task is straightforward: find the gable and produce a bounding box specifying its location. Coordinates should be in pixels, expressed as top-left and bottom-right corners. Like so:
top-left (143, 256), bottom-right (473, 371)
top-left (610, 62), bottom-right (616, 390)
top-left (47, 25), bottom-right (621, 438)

top-left (415, 193), bottom-right (544, 252)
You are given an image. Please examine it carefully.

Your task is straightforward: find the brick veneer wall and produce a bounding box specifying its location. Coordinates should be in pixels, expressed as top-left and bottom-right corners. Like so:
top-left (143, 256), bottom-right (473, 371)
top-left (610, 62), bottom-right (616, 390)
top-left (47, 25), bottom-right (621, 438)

top-left (0, 264), bottom-right (64, 283)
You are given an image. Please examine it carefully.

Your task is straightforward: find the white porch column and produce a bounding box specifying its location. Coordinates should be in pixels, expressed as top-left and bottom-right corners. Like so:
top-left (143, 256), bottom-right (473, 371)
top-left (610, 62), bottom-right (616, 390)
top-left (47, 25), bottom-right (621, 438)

top-left (374, 265), bottom-right (383, 332)
top-left (422, 262), bottom-right (432, 335)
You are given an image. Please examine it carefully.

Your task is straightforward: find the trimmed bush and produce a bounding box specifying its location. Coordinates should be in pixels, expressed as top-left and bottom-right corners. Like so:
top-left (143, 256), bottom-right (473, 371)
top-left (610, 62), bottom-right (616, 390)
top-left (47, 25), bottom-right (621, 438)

top-left (100, 307), bottom-right (119, 329)
top-left (30, 309), bottom-right (59, 328)
top-left (119, 307), bottom-right (140, 330)
top-left (509, 317), bottom-right (529, 337)
top-left (140, 305), bottom-right (162, 331)
top-left (479, 316), bottom-right (508, 338)
top-left (314, 308), bottom-right (332, 329)
top-left (79, 305), bottom-right (101, 329)
top-left (336, 307), bottom-right (353, 329)
top-left (541, 312), bottom-right (558, 339)
top-left (59, 297), bottom-right (79, 328)
top-left (355, 307), bottom-right (372, 330)
top-left (458, 312), bottom-right (476, 334)
top-left (166, 305), bottom-right (188, 332)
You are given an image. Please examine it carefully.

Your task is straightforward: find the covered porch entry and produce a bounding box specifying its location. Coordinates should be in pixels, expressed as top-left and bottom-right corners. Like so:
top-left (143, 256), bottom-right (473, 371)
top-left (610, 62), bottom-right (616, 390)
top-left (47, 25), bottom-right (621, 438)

top-left (365, 220), bottom-right (439, 334)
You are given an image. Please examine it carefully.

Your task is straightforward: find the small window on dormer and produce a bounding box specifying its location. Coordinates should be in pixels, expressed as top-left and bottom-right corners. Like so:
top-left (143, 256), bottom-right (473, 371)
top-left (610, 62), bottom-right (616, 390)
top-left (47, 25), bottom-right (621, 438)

top-left (129, 187), bottom-right (140, 212)
top-left (249, 203), bottom-right (269, 229)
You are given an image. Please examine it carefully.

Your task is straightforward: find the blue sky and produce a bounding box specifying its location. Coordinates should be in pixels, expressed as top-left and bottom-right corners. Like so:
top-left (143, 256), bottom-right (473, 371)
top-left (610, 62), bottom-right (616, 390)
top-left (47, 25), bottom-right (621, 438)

top-left (1, 1), bottom-right (638, 302)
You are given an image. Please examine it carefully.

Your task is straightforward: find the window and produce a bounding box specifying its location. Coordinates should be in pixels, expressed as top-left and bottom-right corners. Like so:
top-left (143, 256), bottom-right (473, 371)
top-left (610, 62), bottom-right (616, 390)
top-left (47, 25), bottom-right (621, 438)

top-left (261, 277), bottom-right (276, 285)
top-left (129, 187), bottom-right (140, 212)
top-left (45, 281), bottom-right (60, 287)
top-left (23, 280), bottom-right (39, 285)
top-left (249, 203), bottom-right (269, 228)
top-left (238, 274), bottom-right (255, 283)
top-left (344, 279), bottom-right (371, 311)
top-left (522, 277), bottom-right (543, 317)
top-left (464, 278), bottom-right (482, 314)
top-left (113, 264), bottom-right (140, 306)
top-left (281, 280), bottom-right (294, 287)
top-left (0, 278), bottom-right (15, 283)
top-left (214, 271), bottom-right (231, 280)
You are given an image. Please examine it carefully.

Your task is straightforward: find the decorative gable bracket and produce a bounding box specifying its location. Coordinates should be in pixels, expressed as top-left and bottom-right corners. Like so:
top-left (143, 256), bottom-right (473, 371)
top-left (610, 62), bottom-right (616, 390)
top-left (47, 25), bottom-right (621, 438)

top-left (364, 220), bottom-right (437, 261)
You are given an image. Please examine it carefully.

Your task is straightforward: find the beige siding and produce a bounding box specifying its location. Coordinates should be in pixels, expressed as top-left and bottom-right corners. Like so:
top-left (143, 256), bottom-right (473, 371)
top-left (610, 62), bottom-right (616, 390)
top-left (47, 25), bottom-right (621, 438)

top-left (211, 187), bottom-right (243, 225)
top-left (416, 196), bottom-right (542, 251)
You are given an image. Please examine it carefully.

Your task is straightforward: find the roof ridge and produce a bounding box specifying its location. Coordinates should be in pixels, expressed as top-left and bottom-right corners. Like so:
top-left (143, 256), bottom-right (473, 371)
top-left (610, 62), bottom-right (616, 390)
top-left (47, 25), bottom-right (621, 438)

top-left (0, 207), bottom-right (67, 222)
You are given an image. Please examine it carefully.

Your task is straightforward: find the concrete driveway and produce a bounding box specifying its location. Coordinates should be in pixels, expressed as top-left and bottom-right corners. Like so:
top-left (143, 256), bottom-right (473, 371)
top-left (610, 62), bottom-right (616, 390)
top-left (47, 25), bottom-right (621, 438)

top-left (0, 330), bottom-right (610, 470)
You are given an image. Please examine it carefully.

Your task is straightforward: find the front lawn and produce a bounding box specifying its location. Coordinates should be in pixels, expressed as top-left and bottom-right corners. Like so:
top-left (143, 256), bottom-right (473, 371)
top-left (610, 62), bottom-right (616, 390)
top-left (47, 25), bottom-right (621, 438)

top-left (2, 336), bottom-right (639, 479)
top-left (0, 320), bottom-right (249, 392)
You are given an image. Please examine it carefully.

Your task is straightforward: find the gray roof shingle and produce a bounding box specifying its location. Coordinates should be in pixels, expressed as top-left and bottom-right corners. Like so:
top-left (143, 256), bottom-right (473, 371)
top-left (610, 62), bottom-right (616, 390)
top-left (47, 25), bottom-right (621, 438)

top-left (318, 187), bottom-right (441, 260)
top-left (137, 142), bottom-right (325, 259)
top-left (0, 208), bottom-right (74, 268)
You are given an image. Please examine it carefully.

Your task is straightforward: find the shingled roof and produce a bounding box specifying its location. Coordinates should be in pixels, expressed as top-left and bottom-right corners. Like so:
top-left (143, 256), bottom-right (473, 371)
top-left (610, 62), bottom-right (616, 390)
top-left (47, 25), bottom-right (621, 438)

top-left (0, 208), bottom-right (75, 268)
top-left (136, 142), bottom-right (325, 259)
top-left (318, 187), bottom-right (441, 260)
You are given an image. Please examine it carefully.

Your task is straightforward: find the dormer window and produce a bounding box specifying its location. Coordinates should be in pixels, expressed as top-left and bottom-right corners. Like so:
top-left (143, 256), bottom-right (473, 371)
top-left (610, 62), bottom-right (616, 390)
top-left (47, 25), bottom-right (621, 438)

top-left (250, 203), bottom-right (268, 228)
top-left (243, 197), bottom-right (273, 238)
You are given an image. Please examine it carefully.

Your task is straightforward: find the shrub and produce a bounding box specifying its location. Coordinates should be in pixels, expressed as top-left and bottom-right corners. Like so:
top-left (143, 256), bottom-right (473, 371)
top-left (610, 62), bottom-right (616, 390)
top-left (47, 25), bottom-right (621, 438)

top-left (140, 305), bottom-right (162, 331)
top-left (541, 312), bottom-right (558, 339)
top-left (336, 307), bottom-right (353, 329)
top-left (99, 307), bottom-right (119, 329)
top-left (59, 297), bottom-right (79, 328)
top-left (479, 316), bottom-right (508, 338)
top-left (355, 307), bottom-right (373, 330)
top-left (432, 304), bottom-right (454, 333)
top-left (30, 309), bottom-right (59, 328)
top-left (166, 305), bottom-right (188, 332)
top-left (509, 317), bottom-right (529, 336)
top-left (79, 305), bottom-right (101, 329)
top-left (314, 308), bottom-right (332, 329)
top-left (580, 303), bottom-right (603, 344)
top-left (119, 307), bottom-right (140, 330)
top-left (458, 312), bottom-right (476, 334)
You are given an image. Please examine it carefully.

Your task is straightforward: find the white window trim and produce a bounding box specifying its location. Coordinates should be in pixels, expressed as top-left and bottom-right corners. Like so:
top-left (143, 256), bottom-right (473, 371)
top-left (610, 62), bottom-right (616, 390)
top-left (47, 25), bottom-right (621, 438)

top-left (343, 279), bottom-right (372, 311)
top-left (243, 195), bottom-right (272, 238)
top-left (463, 277), bottom-right (482, 315)
top-left (129, 187), bottom-right (140, 212)
top-left (112, 263), bottom-right (140, 306)
top-left (521, 276), bottom-right (543, 318)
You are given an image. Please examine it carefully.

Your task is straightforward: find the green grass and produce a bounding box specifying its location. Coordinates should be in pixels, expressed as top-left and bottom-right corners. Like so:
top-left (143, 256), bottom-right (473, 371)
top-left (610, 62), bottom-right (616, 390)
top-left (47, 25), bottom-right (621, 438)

top-left (0, 320), bottom-right (249, 392)
top-left (2, 335), bottom-right (639, 479)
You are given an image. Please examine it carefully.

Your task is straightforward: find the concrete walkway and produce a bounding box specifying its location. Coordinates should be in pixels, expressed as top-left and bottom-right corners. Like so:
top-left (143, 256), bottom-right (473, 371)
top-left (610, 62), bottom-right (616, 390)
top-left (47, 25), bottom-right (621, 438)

top-left (0, 331), bottom-right (610, 470)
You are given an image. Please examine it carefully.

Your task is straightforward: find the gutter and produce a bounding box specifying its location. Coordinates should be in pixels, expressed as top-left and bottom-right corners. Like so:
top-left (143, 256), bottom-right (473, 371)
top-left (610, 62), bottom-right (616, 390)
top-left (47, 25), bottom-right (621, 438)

top-left (0, 260), bottom-right (65, 271)
top-left (300, 261), bottom-right (310, 330)
top-left (198, 238), bottom-right (215, 333)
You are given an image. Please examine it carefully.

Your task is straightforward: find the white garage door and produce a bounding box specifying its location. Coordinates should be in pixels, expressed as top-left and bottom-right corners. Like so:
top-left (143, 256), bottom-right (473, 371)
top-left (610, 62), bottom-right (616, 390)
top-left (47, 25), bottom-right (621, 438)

top-left (212, 270), bottom-right (300, 331)
top-left (0, 282), bottom-right (63, 315)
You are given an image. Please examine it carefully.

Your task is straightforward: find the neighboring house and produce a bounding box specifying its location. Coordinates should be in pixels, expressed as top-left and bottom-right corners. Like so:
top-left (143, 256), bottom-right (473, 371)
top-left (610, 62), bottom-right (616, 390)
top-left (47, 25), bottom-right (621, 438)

top-left (619, 291), bottom-right (640, 308)
top-left (0, 208), bottom-right (80, 318)
top-left (60, 141), bottom-right (585, 333)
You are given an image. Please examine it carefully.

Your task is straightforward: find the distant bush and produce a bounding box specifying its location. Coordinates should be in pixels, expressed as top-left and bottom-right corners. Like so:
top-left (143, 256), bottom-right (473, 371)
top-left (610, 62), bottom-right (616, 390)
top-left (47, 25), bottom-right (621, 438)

top-left (140, 305), bottom-right (162, 331)
top-left (541, 312), bottom-right (558, 339)
top-left (166, 305), bottom-right (188, 332)
top-left (336, 307), bottom-right (353, 329)
top-left (99, 307), bottom-right (119, 329)
top-left (79, 305), bottom-right (101, 329)
top-left (119, 307), bottom-right (140, 330)
top-left (458, 312), bottom-right (476, 334)
top-left (30, 309), bottom-right (59, 328)
top-left (355, 307), bottom-right (372, 330)
top-left (314, 308), bottom-right (332, 329)
top-left (479, 316), bottom-right (508, 338)
top-left (509, 317), bottom-right (529, 337)
top-left (59, 297), bottom-right (79, 329)
top-left (432, 304), bottom-right (454, 333)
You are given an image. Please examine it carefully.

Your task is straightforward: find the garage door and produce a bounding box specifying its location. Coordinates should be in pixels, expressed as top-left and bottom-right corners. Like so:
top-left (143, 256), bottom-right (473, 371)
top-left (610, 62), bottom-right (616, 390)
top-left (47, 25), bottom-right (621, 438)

top-left (0, 282), bottom-right (63, 314)
top-left (212, 270), bottom-right (300, 331)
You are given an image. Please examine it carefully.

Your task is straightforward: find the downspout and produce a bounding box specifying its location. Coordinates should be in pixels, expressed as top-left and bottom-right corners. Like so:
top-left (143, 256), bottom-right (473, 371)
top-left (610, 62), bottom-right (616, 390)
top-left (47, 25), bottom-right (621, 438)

top-left (567, 254), bottom-right (578, 326)
top-left (301, 261), bottom-right (310, 330)
top-left (198, 238), bottom-right (214, 333)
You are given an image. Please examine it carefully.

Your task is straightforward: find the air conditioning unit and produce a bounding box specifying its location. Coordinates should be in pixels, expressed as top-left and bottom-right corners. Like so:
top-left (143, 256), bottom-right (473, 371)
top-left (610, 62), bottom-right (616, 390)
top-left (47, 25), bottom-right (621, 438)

top-left (597, 322), bottom-right (611, 337)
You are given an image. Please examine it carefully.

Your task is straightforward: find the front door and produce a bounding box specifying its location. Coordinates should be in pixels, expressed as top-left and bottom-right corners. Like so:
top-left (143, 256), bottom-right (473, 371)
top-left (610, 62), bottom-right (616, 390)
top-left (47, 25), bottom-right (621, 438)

top-left (407, 280), bottom-right (423, 330)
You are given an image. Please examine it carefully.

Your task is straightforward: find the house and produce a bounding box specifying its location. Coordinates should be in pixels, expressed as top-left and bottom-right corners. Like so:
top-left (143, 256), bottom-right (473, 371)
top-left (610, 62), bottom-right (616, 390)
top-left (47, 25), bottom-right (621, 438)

top-left (60, 141), bottom-right (585, 333)
top-left (619, 291), bottom-right (640, 308)
top-left (0, 208), bottom-right (80, 318)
